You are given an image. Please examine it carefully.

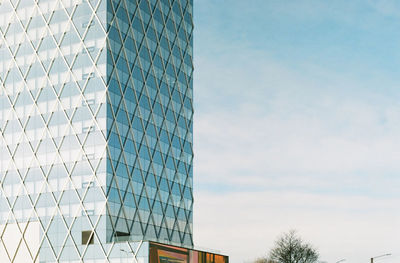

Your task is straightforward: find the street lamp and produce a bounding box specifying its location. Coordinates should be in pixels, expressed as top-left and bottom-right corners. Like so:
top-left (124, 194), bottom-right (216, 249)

top-left (371, 253), bottom-right (391, 263)
top-left (335, 259), bottom-right (346, 263)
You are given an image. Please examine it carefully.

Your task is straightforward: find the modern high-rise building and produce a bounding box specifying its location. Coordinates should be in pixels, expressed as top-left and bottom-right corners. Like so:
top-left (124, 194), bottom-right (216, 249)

top-left (0, 0), bottom-right (228, 262)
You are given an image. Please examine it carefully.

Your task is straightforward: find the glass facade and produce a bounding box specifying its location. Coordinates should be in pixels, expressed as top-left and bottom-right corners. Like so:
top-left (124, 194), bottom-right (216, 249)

top-left (0, 0), bottom-right (193, 262)
top-left (106, 0), bottom-right (194, 247)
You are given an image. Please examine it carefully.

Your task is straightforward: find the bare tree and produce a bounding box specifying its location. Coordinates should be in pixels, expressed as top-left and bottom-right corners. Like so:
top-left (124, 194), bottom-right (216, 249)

top-left (268, 230), bottom-right (319, 263)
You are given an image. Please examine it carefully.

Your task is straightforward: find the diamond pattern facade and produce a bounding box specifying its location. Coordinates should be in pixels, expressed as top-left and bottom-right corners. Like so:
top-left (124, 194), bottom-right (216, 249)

top-left (0, 0), bottom-right (193, 261)
top-left (106, 0), bottom-right (193, 247)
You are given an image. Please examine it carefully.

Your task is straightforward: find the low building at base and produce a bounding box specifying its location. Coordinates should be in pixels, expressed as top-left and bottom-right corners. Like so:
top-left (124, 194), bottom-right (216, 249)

top-left (149, 242), bottom-right (228, 263)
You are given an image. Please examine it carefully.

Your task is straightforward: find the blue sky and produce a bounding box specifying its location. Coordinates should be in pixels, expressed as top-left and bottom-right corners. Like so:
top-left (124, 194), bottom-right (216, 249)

top-left (192, 1), bottom-right (400, 262)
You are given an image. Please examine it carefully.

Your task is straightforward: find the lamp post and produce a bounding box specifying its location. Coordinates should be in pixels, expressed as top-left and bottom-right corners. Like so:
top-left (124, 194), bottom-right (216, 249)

top-left (371, 253), bottom-right (391, 263)
top-left (335, 259), bottom-right (346, 263)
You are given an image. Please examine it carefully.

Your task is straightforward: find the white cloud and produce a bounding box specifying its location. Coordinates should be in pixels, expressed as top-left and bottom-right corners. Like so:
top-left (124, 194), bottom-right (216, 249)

top-left (195, 103), bottom-right (400, 174)
top-left (194, 54), bottom-right (400, 194)
top-left (193, 49), bottom-right (400, 262)
top-left (193, 3), bottom-right (400, 262)
top-left (194, 191), bottom-right (400, 263)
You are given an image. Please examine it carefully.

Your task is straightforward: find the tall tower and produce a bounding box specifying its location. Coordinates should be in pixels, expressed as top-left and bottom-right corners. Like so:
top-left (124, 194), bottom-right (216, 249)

top-left (0, 0), bottom-right (199, 262)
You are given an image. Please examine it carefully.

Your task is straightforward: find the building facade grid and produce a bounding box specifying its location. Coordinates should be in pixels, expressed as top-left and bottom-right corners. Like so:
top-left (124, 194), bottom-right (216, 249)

top-left (0, 0), bottom-right (193, 261)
